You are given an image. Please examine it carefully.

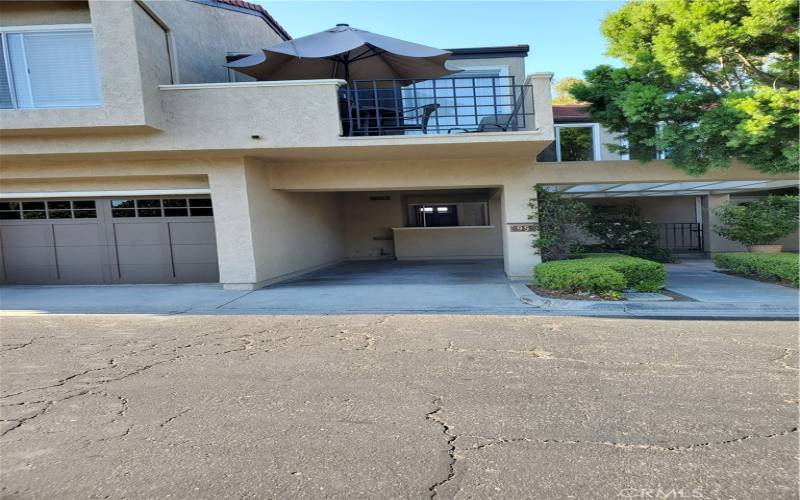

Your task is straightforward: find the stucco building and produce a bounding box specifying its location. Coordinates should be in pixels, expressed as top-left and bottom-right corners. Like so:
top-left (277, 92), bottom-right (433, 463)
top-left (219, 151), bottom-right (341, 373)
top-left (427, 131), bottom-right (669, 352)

top-left (0, 0), bottom-right (796, 288)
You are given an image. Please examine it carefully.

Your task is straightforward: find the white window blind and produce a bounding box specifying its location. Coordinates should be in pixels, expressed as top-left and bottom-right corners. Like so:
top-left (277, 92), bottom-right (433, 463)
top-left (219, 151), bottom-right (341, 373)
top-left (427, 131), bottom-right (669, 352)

top-left (2, 29), bottom-right (101, 109)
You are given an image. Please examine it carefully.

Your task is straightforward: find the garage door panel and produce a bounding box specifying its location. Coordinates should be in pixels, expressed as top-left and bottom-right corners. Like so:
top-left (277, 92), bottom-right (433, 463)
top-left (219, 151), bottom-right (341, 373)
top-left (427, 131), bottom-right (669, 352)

top-left (115, 244), bottom-right (173, 266)
top-left (55, 245), bottom-right (106, 267)
top-left (117, 264), bottom-right (175, 283)
top-left (171, 243), bottom-right (218, 264)
top-left (113, 223), bottom-right (166, 245)
top-left (2, 245), bottom-right (55, 267)
top-left (53, 223), bottom-right (102, 246)
top-left (57, 264), bottom-right (105, 284)
top-left (1, 225), bottom-right (54, 247)
top-left (169, 222), bottom-right (216, 245)
top-left (174, 263), bottom-right (219, 282)
top-left (4, 265), bottom-right (57, 283)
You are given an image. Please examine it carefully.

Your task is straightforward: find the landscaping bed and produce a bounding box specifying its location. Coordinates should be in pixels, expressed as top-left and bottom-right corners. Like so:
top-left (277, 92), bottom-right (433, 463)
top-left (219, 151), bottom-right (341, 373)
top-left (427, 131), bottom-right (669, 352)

top-left (533, 254), bottom-right (667, 300)
top-left (713, 252), bottom-right (799, 287)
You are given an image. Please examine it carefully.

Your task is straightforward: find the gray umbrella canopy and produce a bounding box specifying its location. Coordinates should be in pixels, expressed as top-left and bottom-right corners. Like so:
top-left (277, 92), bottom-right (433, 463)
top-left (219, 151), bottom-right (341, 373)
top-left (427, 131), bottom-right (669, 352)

top-left (227, 24), bottom-right (461, 83)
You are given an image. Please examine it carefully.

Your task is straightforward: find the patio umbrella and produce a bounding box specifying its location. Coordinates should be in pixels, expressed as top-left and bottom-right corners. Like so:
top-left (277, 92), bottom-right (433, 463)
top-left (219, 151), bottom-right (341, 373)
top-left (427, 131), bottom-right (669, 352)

top-left (226, 23), bottom-right (461, 84)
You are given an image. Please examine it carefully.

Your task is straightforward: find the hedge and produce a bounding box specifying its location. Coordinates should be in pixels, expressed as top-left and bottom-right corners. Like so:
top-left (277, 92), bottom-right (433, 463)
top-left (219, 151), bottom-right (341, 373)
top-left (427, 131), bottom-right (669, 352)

top-left (533, 254), bottom-right (666, 297)
top-left (713, 252), bottom-right (799, 287)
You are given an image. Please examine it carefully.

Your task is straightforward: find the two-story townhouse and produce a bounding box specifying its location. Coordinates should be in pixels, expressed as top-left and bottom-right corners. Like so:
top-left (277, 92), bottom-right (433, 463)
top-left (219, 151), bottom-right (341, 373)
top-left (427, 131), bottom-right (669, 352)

top-left (0, 0), bottom-right (796, 289)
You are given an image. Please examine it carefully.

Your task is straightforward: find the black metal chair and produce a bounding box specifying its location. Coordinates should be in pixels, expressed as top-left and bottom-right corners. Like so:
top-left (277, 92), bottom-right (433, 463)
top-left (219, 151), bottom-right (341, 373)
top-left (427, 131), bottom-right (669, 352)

top-left (447, 85), bottom-right (530, 134)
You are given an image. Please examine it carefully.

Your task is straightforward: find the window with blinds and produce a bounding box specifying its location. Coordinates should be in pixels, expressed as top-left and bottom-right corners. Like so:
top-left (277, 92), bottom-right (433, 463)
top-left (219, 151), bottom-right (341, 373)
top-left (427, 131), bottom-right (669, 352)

top-left (0, 28), bottom-right (102, 109)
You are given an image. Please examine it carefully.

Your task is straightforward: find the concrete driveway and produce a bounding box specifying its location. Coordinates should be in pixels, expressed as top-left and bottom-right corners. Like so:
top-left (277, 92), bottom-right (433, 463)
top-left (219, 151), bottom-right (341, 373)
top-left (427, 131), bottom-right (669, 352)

top-left (1, 314), bottom-right (797, 498)
top-left (0, 260), bottom-right (532, 315)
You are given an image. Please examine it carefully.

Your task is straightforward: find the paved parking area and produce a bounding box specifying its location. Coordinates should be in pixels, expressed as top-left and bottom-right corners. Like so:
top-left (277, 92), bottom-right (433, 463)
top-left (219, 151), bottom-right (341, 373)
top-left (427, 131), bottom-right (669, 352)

top-left (0, 258), bottom-right (796, 317)
top-left (1, 314), bottom-right (797, 498)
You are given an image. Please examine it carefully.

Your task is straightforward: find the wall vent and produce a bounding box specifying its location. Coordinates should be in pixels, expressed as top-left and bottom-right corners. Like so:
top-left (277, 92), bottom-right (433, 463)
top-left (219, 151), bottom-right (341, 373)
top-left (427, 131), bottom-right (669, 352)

top-left (369, 195), bottom-right (391, 201)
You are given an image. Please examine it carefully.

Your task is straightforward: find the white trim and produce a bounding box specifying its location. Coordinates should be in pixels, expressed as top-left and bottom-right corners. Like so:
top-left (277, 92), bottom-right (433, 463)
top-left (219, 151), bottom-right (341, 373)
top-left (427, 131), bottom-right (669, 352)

top-left (159, 79), bottom-right (347, 90)
top-left (0, 24), bottom-right (93, 33)
top-left (0, 188), bottom-right (210, 199)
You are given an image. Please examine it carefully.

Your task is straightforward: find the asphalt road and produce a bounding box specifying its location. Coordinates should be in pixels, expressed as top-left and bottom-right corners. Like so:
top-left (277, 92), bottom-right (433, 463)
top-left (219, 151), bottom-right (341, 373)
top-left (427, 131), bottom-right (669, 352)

top-left (0, 314), bottom-right (797, 499)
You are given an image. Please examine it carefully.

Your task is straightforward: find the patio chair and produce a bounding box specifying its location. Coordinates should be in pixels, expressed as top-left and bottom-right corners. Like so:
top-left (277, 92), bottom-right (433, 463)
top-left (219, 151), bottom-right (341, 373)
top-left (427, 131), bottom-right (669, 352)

top-left (447, 85), bottom-right (530, 134)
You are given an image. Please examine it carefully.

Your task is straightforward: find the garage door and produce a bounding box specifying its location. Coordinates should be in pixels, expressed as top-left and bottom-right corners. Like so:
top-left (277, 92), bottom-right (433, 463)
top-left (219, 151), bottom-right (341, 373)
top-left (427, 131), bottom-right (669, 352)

top-left (0, 197), bottom-right (219, 284)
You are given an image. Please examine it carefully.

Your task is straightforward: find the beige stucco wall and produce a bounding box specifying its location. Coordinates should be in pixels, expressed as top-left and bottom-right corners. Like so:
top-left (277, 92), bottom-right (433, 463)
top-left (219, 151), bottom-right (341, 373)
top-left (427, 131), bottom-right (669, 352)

top-left (0, 1), bottom-right (91, 25)
top-left (394, 227), bottom-right (502, 259)
top-left (0, 1), bottom-right (152, 133)
top-left (447, 56), bottom-right (526, 83)
top-left (0, 175), bottom-right (207, 194)
top-left (143, 0), bottom-right (285, 84)
top-left (340, 190), bottom-right (503, 260)
top-left (0, 0), bottom-right (285, 134)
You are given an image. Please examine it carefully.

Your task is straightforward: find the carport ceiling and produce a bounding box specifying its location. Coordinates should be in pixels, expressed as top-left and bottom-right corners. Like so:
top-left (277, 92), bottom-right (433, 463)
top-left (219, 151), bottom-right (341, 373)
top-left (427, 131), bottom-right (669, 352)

top-left (543, 179), bottom-right (799, 198)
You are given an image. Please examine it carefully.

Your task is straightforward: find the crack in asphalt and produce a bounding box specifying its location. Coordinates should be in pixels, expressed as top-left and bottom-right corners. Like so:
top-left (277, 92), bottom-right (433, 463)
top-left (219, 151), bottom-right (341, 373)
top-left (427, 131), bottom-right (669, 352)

top-left (425, 397), bottom-right (457, 499)
top-left (465, 427), bottom-right (799, 453)
top-left (159, 409), bottom-right (191, 428)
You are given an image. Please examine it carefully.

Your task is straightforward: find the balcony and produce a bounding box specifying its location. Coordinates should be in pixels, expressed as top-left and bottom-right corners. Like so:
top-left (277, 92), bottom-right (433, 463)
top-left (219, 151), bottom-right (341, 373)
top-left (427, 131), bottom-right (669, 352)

top-left (340, 76), bottom-right (534, 136)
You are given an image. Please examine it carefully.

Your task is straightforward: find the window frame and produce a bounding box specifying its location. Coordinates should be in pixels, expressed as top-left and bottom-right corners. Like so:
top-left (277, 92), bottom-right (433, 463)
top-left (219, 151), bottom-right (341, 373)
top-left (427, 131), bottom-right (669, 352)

top-left (553, 123), bottom-right (602, 162)
top-left (0, 23), bottom-right (100, 110)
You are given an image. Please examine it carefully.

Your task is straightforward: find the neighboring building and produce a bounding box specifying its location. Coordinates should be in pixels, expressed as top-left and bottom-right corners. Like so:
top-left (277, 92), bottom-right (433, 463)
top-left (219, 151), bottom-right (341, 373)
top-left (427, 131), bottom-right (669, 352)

top-left (0, 0), bottom-right (796, 287)
top-left (540, 105), bottom-right (799, 254)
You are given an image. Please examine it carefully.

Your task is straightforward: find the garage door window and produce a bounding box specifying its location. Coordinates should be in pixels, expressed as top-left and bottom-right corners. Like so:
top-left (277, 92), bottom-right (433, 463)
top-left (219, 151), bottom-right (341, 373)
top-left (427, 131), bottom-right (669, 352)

top-left (0, 200), bottom-right (96, 219)
top-left (111, 198), bottom-right (213, 218)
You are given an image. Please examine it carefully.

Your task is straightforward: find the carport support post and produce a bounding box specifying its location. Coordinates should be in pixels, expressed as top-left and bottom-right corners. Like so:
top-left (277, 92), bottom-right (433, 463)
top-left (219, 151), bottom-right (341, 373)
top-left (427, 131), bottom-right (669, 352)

top-left (501, 183), bottom-right (540, 280)
top-left (208, 164), bottom-right (260, 289)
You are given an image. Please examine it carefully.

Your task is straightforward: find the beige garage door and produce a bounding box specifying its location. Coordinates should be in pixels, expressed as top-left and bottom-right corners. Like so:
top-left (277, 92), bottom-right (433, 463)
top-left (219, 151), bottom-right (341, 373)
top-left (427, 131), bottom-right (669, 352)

top-left (0, 197), bottom-right (219, 285)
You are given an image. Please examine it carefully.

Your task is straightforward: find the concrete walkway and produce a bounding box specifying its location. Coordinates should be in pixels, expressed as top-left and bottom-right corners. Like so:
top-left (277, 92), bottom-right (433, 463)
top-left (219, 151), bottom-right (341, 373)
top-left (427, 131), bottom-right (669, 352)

top-left (665, 259), bottom-right (798, 304)
top-left (0, 259), bottom-right (796, 318)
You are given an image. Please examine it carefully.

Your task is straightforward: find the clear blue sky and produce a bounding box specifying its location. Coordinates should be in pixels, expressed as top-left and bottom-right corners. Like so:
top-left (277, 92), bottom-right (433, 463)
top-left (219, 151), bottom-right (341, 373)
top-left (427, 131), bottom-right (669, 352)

top-left (257, 1), bottom-right (625, 82)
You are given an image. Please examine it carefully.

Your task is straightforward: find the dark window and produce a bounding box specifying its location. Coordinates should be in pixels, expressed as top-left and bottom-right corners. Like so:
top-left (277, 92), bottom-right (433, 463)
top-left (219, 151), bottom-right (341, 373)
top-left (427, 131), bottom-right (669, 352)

top-left (0, 211), bottom-right (20, 220)
top-left (0, 201), bottom-right (20, 211)
top-left (47, 201), bottom-right (70, 210)
top-left (412, 204), bottom-right (458, 227)
top-left (111, 199), bottom-right (134, 208)
top-left (22, 201), bottom-right (45, 210)
top-left (73, 200), bottom-right (96, 210)
top-left (22, 210), bottom-right (46, 219)
top-left (112, 209), bottom-right (135, 218)
top-left (189, 198), bottom-right (213, 216)
top-left (136, 199), bottom-right (161, 208)
top-left (74, 210), bottom-right (97, 218)
top-left (48, 210), bottom-right (72, 219)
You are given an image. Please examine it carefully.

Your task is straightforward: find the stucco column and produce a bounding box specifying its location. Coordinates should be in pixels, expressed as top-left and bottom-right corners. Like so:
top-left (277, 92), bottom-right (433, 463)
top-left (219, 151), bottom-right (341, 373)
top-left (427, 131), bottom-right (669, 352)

top-left (208, 162), bottom-right (259, 289)
top-left (501, 183), bottom-right (540, 280)
top-left (703, 193), bottom-right (745, 253)
top-left (528, 72), bottom-right (554, 136)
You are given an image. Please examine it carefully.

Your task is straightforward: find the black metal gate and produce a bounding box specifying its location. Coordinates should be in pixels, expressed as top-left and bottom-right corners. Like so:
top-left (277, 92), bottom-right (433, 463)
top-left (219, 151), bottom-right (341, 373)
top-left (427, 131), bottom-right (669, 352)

top-left (656, 223), bottom-right (704, 252)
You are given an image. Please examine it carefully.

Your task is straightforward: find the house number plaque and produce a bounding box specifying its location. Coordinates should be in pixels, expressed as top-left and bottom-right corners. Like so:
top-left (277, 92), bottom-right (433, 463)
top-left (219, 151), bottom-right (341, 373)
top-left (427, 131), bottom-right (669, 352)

top-left (509, 223), bottom-right (534, 232)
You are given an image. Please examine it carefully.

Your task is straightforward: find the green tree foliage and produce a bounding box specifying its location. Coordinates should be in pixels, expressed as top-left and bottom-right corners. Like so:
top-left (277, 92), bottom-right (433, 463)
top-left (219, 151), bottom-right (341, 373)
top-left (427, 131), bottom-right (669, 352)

top-left (714, 195), bottom-right (800, 246)
top-left (552, 77), bottom-right (585, 104)
top-left (569, 0), bottom-right (799, 175)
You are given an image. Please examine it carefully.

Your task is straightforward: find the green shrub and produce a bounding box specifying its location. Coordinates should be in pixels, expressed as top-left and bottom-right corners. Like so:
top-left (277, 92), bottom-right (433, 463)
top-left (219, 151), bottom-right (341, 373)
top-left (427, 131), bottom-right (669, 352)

top-left (578, 254), bottom-right (667, 292)
top-left (714, 252), bottom-right (799, 287)
top-left (586, 205), bottom-right (674, 263)
top-left (534, 259), bottom-right (627, 296)
top-left (533, 254), bottom-right (666, 296)
top-left (714, 195), bottom-right (799, 246)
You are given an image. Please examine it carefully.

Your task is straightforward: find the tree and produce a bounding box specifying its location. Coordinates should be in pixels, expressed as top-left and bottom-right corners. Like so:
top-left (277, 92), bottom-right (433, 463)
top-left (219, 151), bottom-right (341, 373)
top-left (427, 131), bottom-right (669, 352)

top-left (569, 0), bottom-right (799, 175)
top-left (552, 77), bottom-right (585, 104)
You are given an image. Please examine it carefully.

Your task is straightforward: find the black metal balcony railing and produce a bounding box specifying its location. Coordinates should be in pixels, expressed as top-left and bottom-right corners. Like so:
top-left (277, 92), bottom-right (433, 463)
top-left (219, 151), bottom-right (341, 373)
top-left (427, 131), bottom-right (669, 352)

top-left (339, 76), bottom-right (534, 136)
top-left (656, 223), bottom-right (704, 251)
